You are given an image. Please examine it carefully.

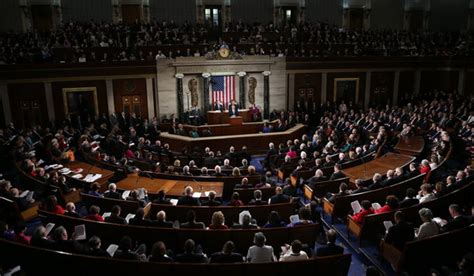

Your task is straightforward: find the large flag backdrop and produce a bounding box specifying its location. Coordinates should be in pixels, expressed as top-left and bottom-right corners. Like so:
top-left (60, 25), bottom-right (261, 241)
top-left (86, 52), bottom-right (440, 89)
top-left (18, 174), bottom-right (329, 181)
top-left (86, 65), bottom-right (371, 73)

top-left (211, 75), bottom-right (235, 108)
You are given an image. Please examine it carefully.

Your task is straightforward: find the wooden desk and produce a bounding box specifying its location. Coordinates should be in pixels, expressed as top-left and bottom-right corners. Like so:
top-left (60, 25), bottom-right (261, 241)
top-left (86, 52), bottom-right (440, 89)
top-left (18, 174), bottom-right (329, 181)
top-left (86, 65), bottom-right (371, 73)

top-left (394, 136), bottom-right (425, 156)
top-left (65, 162), bottom-right (115, 187)
top-left (207, 109), bottom-right (251, 124)
top-left (117, 173), bottom-right (224, 198)
top-left (342, 153), bottom-right (415, 184)
top-left (161, 124), bottom-right (307, 154)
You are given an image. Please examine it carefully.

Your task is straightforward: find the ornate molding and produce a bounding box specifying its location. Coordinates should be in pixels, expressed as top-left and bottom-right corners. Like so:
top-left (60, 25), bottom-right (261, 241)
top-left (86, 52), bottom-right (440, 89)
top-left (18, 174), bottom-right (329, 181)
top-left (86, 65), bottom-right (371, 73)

top-left (237, 71), bottom-right (247, 77)
top-left (201, 72), bottom-right (211, 78)
top-left (262, 71), bottom-right (272, 76)
top-left (175, 73), bottom-right (184, 79)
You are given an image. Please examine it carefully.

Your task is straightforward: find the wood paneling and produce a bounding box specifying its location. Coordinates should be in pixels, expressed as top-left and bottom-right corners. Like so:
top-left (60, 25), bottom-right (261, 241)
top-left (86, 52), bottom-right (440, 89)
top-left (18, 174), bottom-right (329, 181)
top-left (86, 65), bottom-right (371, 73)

top-left (327, 72), bottom-right (366, 108)
top-left (370, 71), bottom-right (394, 107)
top-left (121, 4), bottom-right (141, 24)
top-left (51, 80), bottom-right (108, 122)
top-left (113, 78), bottom-right (148, 119)
top-left (294, 73), bottom-right (322, 109)
top-left (30, 5), bottom-right (53, 32)
top-left (420, 70), bottom-right (459, 94)
top-left (7, 83), bottom-right (47, 128)
top-left (398, 71), bottom-right (415, 102)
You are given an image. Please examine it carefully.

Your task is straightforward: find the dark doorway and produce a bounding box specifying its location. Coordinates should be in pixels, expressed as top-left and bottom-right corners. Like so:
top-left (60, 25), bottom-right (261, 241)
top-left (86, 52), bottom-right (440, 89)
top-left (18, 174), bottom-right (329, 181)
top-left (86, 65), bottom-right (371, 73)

top-left (282, 6), bottom-right (297, 25)
top-left (31, 5), bottom-right (53, 31)
top-left (349, 8), bottom-right (364, 30)
top-left (122, 4), bottom-right (141, 24)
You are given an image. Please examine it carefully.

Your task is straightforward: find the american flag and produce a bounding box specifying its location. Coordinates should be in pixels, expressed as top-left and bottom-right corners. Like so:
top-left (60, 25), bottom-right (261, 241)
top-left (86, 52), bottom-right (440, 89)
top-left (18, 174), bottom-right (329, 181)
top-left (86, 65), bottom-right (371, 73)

top-left (211, 75), bottom-right (235, 108)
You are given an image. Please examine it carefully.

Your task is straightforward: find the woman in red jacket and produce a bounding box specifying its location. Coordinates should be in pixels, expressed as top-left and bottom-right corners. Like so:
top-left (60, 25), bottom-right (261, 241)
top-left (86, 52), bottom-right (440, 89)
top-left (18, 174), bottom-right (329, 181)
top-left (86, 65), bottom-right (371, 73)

top-left (351, 200), bottom-right (374, 224)
top-left (374, 195), bottom-right (400, 214)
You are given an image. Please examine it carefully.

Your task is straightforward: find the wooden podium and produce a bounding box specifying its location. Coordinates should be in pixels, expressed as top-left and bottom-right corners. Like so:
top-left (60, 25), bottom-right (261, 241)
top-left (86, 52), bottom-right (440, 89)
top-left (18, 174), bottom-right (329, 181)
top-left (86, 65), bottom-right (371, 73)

top-left (228, 116), bottom-right (243, 125)
top-left (207, 110), bottom-right (251, 124)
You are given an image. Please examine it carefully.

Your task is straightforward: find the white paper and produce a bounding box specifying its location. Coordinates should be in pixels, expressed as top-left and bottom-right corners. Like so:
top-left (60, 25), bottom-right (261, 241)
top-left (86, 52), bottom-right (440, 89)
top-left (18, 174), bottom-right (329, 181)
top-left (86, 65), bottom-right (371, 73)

top-left (72, 174), bottom-right (83, 179)
top-left (37, 159), bottom-right (45, 166)
top-left (239, 210), bottom-right (251, 225)
top-left (138, 188), bottom-right (146, 200)
top-left (106, 244), bottom-right (119, 257)
top-left (433, 217), bottom-right (447, 227)
top-left (383, 221), bottom-right (393, 231)
top-left (102, 212), bottom-right (111, 219)
top-left (74, 224), bottom-right (86, 240)
top-left (20, 190), bottom-right (30, 198)
top-left (26, 191), bottom-right (34, 202)
top-left (45, 223), bottom-right (55, 236)
top-left (125, 214), bottom-right (135, 223)
top-left (372, 203), bottom-right (382, 210)
top-left (192, 192), bottom-right (201, 198)
top-left (204, 191), bottom-right (210, 197)
top-left (289, 214), bottom-right (300, 224)
top-left (122, 190), bottom-right (131, 200)
top-left (170, 199), bottom-right (178, 206)
top-left (351, 200), bottom-right (362, 213)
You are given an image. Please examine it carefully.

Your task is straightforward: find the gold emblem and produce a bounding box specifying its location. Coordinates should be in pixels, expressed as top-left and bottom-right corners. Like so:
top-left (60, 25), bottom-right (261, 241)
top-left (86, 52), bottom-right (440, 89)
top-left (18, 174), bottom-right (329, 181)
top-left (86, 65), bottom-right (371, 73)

top-left (218, 47), bottom-right (230, 58)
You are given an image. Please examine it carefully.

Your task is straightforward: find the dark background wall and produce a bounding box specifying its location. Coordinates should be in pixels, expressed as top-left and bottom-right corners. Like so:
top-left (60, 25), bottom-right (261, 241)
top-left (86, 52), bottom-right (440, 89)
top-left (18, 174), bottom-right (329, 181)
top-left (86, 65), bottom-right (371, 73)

top-left (61, 0), bottom-right (112, 22)
top-left (305, 0), bottom-right (343, 26)
top-left (0, 0), bottom-right (22, 32)
top-left (370, 0), bottom-right (404, 30)
top-left (149, 0), bottom-right (196, 23)
top-left (231, 0), bottom-right (274, 24)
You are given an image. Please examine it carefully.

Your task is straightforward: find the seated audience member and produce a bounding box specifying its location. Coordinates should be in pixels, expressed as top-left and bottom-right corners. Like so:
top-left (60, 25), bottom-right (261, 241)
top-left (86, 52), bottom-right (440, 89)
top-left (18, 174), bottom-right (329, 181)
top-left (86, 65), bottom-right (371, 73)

top-left (175, 239), bottom-right (208, 263)
top-left (329, 164), bottom-right (345, 180)
top-left (51, 226), bottom-right (77, 252)
top-left (128, 208), bottom-right (151, 226)
top-left (105, 205), bottom-right (127, 224)
top-left (30, 226), bottom-right (54, 248)
top-left (326, 182), bottom-right (350, 203)
top-left (126, 189), bottom-right (147, 207)
top-left (419, 159), bottom-right (431, 174)
top-left (88, 182), bottom-right (103, 197)
top-left (407, 162), bottom-right (420, 178)
top-left (152, 210), bottom-right (174, 228)
top-left (232, 213), bottom-right (259, 229)
top-left (279, 239), bottom-right (309, 261)
top-left (182, 165), bottom-right (193, 176)
top-left (148, 241), bottom-right (173, 262)
top-left (9, 188), bottom-right (32, 211)
top-left (441, 204), bottom-right (471, 232)
top-left (417, 183), bottom-right (435, 203)
top-left (85, 205), bottom-right (104, 222)
top-left (381, 170), bottom-right (397, 187)
top-left (399, 188), bottom-right (419, 208)
top-left (114, 236), bottom-right (146, 261)
top-left (351, 200), bottom-right (374, 224)
top-left (248, 189), bottom-right (267, 205)
top-left (288, 206), bottom-right (313, 227)
top-left (246, 232), bottom-right (276, 263)
top-left (87, 236), bottom-right (110, 257)
top-left (64, 202), bottom-right (81, 218)
top-left (180, 210), bottom-right (206, 229)
top-left (13, 222), bottom-right (31, 245)
top-left (384, 211), bottom-right (415, 250)
top-left (177, 186), bottom-right (201, 206)
top-left (415, 208), bottom-right (440, 240)
top-left (213, 165), bottom-right (226, 176)
top-left (43, 195), bottom-right (65, 214)
top-left (269, 186), bottom-right (291, 204)
top-left (316, 229), bottom-right (344, 257)
top-left (235, 177), bottom-right (252, 189)
top-left (264, 211), bottom-right (286, 228)
top-left (374, 195), bottom-right (399, 214)
top-left (350, 179), bottom-right (368, 194)
top-left (255, 175), bottom-right (271, 189)
top-left (210, 241), bottom-right (244, 263)
top-left (368, 173), bottom-right (383, 190)
top-left (208, 211), bottom-right (228, 229)
top-left (152, 190), bottom-right (171, 205)
top-left (201, 190), bottom-right (221, 206)
top-left (228, 192), bottom-right (244, 206)
top-left (104, 183), bottom-right (121, 199)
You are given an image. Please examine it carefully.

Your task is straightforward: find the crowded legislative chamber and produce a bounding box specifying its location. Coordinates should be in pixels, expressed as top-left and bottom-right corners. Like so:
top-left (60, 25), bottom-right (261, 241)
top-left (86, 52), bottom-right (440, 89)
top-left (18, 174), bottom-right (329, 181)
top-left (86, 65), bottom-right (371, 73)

top-left (0, 0), bottom-right (474, 275)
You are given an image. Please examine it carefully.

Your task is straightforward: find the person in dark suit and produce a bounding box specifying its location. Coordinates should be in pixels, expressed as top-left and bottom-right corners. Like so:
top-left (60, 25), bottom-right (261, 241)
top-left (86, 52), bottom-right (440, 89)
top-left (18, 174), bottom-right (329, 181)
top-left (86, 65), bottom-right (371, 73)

top-left (231, 213), bottom-right (259, 229)
top-left (329, 164), bottom-right (345, 180)
top-left (104, 183), bottom-right (121, 199)
top-left (368, 173), bottom-right (383, 190)
top-left (210, 241), bottom-right (244, 263)
top-left (128, 208), bottom-right (151, 226)
top-left (213, 101), bottom-right (224, 111)
top-left (229, 104), bottom-right (239, 117)
top-left (350, 179), bottom-right (369, 194)
top-left (148, 241), bottom-right (173, 262)
top-left (64, 202), bottom-right (81, 218)
top-left (248, 189), bottom-right (267, 205)
top-left (30, 226), bottom-right (55, 249)
top-left (380, 170), bottom-right (397, 187)
top-left (175, 239), bottom-right (208, 263)
top-left (384, 211), bottom-right (415, 250)
top-left (308, 169), bottom-right (328, 189)
top-left (441, 204), bottom-right (471, 233)
top-left (105, 205), bottom-right (127, 225)
top-left (399, 188), bottom-right (419, 208)
top-left (201, 191), bottom-right (221, 206)
top-left (87, 236), bottom-right (110, 257)
top-left (114, 236), bottom-right (146, 261)
top-left (177, 186), bottom-right (201, 206)
top-left (316, 229), bottom-right (344, 257)
top-left (152, 210), bottom-right (174, 228)
top-left (269, 186), bottom-right (291, 204)
top-left (152, 190), bottom-right (171, 205)
top-left (180, 210), bottom-right (206, 229)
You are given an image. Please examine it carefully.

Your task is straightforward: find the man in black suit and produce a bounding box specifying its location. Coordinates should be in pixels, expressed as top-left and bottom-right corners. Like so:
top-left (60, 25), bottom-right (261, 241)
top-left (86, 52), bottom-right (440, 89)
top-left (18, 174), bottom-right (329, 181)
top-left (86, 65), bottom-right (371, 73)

top-left (213, 100), bottom-right (224, 111)
top-left (399, 188), bottom-right (419, 208)
top-left (201, 191), bottom-right (221, 206)
top-left (316, 229), bottom-right (344, 257)
top-left (177, 186), bottom-right (201, 206)
top-left (269, 186), bottom-right (291, 204)
top-left (175, 239), bottom-right (208, 263)
top-left (350, 179), bottom-right (369, 194)
top-left (329, 164), bottom-right (345, 180)
top-left (441, 204), bottom-right (471, 233)
top-left (210, 241), bottom-right (244, 263)
top-left (384, 211), bottom-right (415, 250)
top-left (180, 210), bottom-right (206, 229)
top-left (105, 205), bottom-right (127, 224)
top-left (229, 103), bottom-right (239, 117)
top-left (104, 183), bottom-right (121, 199)
top-left (380, 170), bottom-right (397, 187)
top-left (308, 169), bottom-right (328, 189)
top-left (128, 208), bottom-right (151, 226)
top-left (152, 210), bottom-right (174, 228)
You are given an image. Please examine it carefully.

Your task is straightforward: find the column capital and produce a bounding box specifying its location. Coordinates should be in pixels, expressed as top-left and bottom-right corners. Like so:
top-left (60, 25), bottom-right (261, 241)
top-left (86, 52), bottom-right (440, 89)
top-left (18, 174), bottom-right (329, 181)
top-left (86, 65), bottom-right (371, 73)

top-left (262, 71), bottom-right (272, 76)
top-left (175, 73), bottom-right (184, 79)
top-left (237, 71), bottom-right (247, 77)
top-left (202, 72), bottom-right (211, 78)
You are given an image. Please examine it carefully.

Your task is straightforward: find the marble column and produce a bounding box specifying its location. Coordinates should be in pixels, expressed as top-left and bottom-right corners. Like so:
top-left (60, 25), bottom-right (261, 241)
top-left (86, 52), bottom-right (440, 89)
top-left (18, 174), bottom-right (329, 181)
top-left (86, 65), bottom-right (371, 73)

top-left (458, 70), bottom-right (465, 96)
top-left (44, 82), bottom-right (55, 123)
top-left (105, 79), bottom-right (115, 115)
top-left (237, 71), bottom-right (246, 108)
top-left (202, 73), bottom-right (211, 114)
top-left (364, 72), bottom-right (371, 110)
top-left (321, 73), bottom-right (328, 104)
top-left (146, 77), bottom-right (155, 119)
top-left (175, 73), bottom-right (184, 121)
top-left (288, 73), bottom-right (295, 110)
top-left (393, 71), bottom-right (400, 105)
top-left (263, 71), bottom-right (271, 120)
